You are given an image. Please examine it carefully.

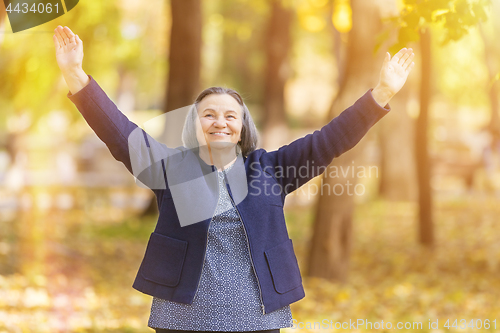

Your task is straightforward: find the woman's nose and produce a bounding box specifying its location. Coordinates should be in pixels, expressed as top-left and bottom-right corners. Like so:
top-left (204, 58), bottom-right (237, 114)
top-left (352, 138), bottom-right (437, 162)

top-left (213, 116), bottom-right (226, 127)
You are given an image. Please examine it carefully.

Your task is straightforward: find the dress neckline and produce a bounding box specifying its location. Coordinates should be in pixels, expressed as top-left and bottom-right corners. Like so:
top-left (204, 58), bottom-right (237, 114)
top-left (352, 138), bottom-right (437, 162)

top-left (216, 159), bottom-right (236, 173)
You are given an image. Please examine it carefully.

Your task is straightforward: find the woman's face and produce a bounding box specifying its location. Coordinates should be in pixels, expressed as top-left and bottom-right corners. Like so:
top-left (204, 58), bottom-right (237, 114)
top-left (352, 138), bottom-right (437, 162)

top-left (195, 93), bottom-right (243, 150)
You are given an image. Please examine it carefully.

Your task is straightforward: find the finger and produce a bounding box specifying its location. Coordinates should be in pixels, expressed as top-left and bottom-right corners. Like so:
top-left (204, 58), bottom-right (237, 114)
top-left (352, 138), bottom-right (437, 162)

top-left (54, 27), bottom-right (65, 46)
top-left (399, 51), bottom-right (411, 65)
top-left (381, 52), bottom-right (390, 68)
top-left (61, 26), bottom-right (72, 39)
top-left (63, 26), bottom-right (76, 45)
top-left (406, 62), bottom-right (415, 73)
top-left (63, 26), bottom-right (75, 37)
top-left (56, 26), bottom-right (66, 46)
top-left (76, 35), bottom-right (84, 50)
top-left (402, 52), bottom-right (415, 69)
top-left (398, 48), bottom-right (413, 65)
top-left (392, 47), bottom-right (407, 63)
top-left (55, 25), bottom-right (64, 36)
top-left (60, 26), bottom-right (72, 46)
top-left (52, 34), bottom-right (61, 49)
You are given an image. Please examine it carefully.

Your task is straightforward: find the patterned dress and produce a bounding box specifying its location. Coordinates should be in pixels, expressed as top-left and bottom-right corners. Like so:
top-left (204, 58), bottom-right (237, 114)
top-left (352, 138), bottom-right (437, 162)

top-left (148, 162), bottom-right (293, 331)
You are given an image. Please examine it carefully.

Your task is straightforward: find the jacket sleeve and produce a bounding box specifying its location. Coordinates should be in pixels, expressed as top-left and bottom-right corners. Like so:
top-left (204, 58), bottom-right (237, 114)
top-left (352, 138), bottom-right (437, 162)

top-left (258, 89), bottom-right (390, 195)
top-left (67, 75), bottom-right (172, 191)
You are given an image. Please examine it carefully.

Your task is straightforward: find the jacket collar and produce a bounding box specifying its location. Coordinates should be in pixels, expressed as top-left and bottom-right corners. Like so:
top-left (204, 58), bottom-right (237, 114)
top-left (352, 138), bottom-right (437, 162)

top-left (166, 147), bottom-right (248, 227)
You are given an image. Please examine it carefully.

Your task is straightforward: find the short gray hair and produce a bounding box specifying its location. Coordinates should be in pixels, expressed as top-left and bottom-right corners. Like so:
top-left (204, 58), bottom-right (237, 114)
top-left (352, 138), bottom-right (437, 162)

top-left (182, 87), bottom-right (259, 157)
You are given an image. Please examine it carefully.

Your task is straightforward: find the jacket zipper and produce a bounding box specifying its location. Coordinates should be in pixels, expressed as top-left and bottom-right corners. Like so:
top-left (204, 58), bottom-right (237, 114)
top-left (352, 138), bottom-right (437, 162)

top-left (193, 218), bottom-right (211, 300)
top-left (194, 166), bottom-right (217, 300)
top-left (222, 171), bottom-right (266, 315)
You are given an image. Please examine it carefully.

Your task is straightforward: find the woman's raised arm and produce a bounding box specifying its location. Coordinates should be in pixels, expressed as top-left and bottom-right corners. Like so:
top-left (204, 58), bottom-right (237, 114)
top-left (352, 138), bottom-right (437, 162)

top-left (53, 26), bottom-right (173, 192)
top-left (259, 48), bottom-right (415, 195)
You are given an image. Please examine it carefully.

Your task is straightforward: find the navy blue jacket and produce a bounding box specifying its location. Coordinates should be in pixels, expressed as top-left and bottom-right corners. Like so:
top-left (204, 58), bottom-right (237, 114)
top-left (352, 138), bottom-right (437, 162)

top-left (67, 75), bottom-right (390, 314)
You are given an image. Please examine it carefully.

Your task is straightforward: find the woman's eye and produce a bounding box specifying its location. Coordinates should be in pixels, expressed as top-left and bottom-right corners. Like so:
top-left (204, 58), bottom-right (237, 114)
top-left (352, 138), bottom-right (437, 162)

top-left (205, 114), bottom-right (214, 118)
top-left (227, 115), bottom-right (235, 119)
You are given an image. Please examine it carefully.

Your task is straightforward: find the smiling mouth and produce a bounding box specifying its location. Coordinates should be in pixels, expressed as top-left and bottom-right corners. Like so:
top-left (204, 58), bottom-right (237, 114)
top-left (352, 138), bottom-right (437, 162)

top-left (209, 132), bottom-right (231, 135)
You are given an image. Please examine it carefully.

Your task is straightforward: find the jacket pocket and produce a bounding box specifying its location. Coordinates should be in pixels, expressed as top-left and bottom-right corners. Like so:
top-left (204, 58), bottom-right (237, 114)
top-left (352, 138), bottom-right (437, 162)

top-left (140, 232), bottom-right (188, 287)
top-left (264, 239), bottom-right (302, 294)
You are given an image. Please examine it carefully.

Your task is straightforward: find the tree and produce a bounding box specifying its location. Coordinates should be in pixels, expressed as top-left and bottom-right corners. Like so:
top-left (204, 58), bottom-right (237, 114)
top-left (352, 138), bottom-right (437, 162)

top-left (307, 0), bottom-right (490, 282)
top-left (261, 0), bottom-right (293, 150)
top-left (416, 26), bottom-right (433, 245)
top-left (141, 0), bottom-right (202, 216)
top-left (390, 0), bottom-right (490, 247)
top-left (0, 1), bottom-right (6, 31)
top-left (478, 1), bottom-right (500, 134)
top-left (164, 0), bottom-right (202, 112)
top-left (306, 0), bottom-right (389, 282)
top-left (377, 84), bottom-right (417, 201)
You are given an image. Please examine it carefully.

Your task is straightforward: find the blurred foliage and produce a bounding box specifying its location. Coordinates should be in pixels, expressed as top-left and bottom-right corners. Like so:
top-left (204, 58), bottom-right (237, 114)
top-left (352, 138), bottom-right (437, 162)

top-left (0, 0), bottom-right (168, 132)
top-left (207, 0), bottom-right (269, 106)
top-left (288, 198), bottom-right (500, 333)
top-left (2, 197), bottom-right (500, 331)
top-left (379, 0), bottom-right (491, 54)
top-left (433, 25), bottom-right (490, 107)
top-left (0, 0), bottom-right (495, 131)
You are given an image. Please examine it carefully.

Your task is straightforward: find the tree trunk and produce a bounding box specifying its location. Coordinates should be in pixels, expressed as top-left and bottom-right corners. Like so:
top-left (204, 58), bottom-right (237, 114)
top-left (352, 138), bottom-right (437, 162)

top-left (378, 86), bottom-right (417, 201)
top-left (306, 0), bottom-right (386, 282)
top-left (0, 0), bottom-right (6, 45)
top-left (141, 0), bottom-right (202, 216)
top-left (478, 23), bottom-right (500, 133)
top-left (261, 0), bottom-right (293, 151)
top-left (416, 27), bottom-right (434, 246)
top-left (165, 0), bottom-right (202, 112)
top-left (0, 1), bottom-right (5, 26)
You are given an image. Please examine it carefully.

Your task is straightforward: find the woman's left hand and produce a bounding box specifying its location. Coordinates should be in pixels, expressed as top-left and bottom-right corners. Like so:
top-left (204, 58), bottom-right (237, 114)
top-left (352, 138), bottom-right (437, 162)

top-left (372, 47), bottom-right (415, 107)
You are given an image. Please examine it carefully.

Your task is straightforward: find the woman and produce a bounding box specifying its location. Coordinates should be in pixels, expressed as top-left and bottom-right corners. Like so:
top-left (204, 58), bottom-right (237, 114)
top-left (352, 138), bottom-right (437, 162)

top-left (53, 25), bottom-right (414, 333)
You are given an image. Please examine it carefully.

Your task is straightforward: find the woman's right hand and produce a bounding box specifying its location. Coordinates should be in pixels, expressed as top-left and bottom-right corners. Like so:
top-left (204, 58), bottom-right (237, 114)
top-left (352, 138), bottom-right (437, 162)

top-left (53, 25), bottom-right (89, 95)
top-left (53, 25), bottom-right (83, 73)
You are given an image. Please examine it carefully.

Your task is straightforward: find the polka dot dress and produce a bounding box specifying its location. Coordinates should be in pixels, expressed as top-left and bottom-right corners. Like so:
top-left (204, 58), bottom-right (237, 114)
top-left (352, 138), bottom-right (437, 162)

top-left (148, 163), bottom-right (293, 331)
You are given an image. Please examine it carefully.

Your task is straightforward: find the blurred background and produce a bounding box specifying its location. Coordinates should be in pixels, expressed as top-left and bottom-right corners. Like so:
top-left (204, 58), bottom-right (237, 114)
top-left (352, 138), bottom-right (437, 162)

top-left (0, 0), bottom-right (499, 332)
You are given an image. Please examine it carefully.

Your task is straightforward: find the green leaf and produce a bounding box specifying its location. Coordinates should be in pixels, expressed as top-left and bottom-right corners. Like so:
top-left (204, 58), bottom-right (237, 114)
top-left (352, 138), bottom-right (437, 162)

top-left (403, 10), bottom-right (421, 28)
top-left (420, 5), bottom-right (434, 22)
top-left (398, 26), bottom-right (420, 44)
top-left (403, 0), bottom-right (418, 5)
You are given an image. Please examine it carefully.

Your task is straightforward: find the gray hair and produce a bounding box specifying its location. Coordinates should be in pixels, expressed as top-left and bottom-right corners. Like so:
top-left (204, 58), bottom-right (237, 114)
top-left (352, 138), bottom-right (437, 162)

top-left (182, 87), bottom-right (259, 157)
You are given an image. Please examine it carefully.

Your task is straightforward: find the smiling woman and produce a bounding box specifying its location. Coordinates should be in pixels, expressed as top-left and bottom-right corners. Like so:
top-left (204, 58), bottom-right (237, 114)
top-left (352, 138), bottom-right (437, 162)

top-left (181, 86), bottom-right (259, 171)
top-left (53, 21), bottom-right (414, 333)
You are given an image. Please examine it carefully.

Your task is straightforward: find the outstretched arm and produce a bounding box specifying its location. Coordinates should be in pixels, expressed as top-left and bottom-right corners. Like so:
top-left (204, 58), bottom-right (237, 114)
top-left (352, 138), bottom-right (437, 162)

top-left (260, 47), bottom-right (415, 195)
top-left (53, 26), bottom-right (172, 191)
